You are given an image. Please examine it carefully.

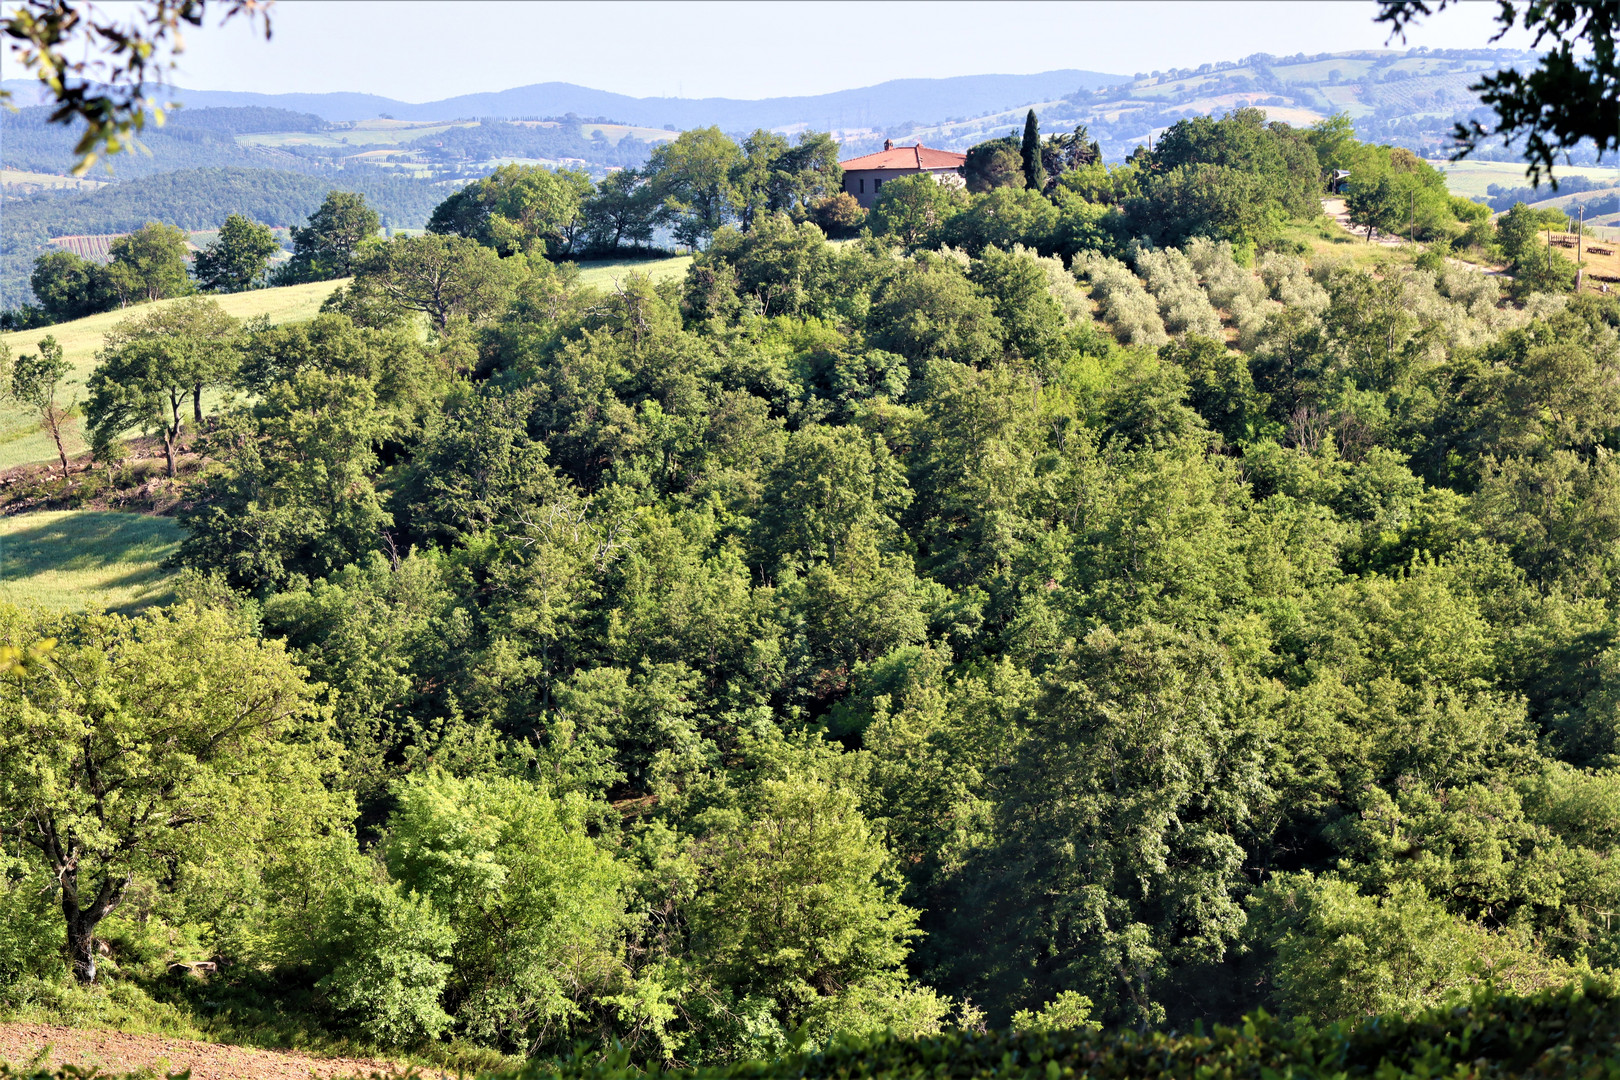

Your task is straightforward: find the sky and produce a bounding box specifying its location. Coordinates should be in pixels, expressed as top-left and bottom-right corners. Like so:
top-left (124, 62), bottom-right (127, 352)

top-left (137, 0), bottom-right (1538, 103)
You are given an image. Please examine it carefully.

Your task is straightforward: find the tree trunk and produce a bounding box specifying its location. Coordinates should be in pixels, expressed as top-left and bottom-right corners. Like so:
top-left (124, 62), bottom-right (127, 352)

top-left (193, 384), bottom-right (205, 426)
top-left (60, 873), bottom-right (127, 984)
top-left (47, 410), bottom-right (70, 482)
top-left (167, 392), bottom-right (184, 479)
top-left (64, 905), bottom-right (101, 983)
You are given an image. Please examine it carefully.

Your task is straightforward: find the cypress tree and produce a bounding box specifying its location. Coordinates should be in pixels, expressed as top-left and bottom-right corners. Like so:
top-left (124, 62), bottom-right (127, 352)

top-left (1021, 109), bottom-right (1045, 192)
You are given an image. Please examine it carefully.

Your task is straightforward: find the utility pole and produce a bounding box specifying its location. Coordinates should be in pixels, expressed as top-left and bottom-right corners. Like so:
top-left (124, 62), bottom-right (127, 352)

top-left (1577, 203), bottom-right (1586, 291)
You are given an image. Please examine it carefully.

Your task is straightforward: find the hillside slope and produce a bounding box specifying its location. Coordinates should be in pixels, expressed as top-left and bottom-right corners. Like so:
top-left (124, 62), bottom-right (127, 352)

top-left (0, 279), bottom-right (341, 468)
top-left (0, 167), bottom-right (431, 308)
top-left (875, 47), bottom-right (1544, 160)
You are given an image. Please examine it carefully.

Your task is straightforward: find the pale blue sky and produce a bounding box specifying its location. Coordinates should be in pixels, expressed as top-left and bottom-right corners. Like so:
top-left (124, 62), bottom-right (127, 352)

top-left (150, 0), bottom-right (1535, 102)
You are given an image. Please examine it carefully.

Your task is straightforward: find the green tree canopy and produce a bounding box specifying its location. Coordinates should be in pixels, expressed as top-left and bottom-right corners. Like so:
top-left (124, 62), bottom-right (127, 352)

top-left (6, 334), bottom-right (74, 478)
top-left (194, 212), bottom-right (282, 292)
top-left (348, 232), bottom-right (520, 331)
top-left (0, 602), bottom-right (342, 983)
top-left (87, 296), bottom-right (240, 476)
top-left (1020, 110), bottom-right (1046, 193)
top-left (106, 221), bottom-right (193, 305)
top-left (645, 126), bottom-right (744, 249)
top-left (278, 190), bottom-right (380, 283)
top-left (29, 250), bottom-right (117, 322)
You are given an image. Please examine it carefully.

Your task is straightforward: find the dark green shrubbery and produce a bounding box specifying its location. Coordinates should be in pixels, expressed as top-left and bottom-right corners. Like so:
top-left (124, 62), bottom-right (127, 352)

top-left (6, 982), bottom-right (1619, 1080)
top-left (514, 982), bottom-right (1620, 1080)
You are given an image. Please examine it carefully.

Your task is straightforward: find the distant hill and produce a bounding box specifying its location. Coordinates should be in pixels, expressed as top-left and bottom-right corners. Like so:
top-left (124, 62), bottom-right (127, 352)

top-left (2, 106), bottom-right (664, 182)
top-left (0, 166), bottom-right (441, 309)
top-left (2, 70), bottom-right (1126, 130)
top-left (856, 47), bottom-right (1563, 163)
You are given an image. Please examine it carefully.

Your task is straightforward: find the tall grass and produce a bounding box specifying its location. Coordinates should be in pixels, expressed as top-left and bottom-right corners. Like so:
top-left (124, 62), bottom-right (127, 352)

top-left (572, 255), bottom-right (692, 289)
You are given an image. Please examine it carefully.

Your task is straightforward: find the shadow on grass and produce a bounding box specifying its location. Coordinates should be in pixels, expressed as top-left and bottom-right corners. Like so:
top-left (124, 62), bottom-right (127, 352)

top-left (0, 511), bottom-right (183, 612)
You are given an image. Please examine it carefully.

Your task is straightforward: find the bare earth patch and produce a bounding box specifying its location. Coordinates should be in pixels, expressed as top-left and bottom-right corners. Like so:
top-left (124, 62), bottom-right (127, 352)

top-left (0, 1023), bottom-right (411, 1080)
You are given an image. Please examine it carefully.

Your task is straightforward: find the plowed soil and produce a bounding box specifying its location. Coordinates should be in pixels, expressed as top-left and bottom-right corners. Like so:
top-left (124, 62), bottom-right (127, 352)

top-left (0, 1022), bottom-right (413, 1080)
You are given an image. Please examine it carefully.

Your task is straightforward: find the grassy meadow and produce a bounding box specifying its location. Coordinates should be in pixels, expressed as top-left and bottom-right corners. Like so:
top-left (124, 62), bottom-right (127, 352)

top-left (573, 255), bottom-right (693, 288)
top-left (0, 510), bottom-right (181, 612)
top-left (1433, 159), bottom-right (1620, 199)
top-left (0, 167), bottom-right (109, 191)
top-left (0, 279), bottom-right (342, 471)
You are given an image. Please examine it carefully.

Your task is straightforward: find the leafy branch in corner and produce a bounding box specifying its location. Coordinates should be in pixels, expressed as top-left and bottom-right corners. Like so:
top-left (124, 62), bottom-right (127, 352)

top-left (1, 0), bottom-right (273, 174)
top-left (1377, 0), bottom-right (1618, 185)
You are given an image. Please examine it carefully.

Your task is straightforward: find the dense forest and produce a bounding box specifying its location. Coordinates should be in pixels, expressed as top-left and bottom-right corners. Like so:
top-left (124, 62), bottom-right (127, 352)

top-left (2, 103), bottom-right (1617, 1067)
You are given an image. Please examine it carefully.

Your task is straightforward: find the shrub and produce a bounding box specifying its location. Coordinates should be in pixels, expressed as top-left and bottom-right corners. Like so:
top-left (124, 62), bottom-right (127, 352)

top-left (1252, 875), bottom-right (1579, 1023)
top-left (313, 878), bottom-right (455, 1046)
top-left (496, 981), bottom-right (1620, 1080)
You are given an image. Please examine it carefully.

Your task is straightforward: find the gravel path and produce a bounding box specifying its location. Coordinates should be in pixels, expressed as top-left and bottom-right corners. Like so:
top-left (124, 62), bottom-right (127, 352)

top-left (1322, 197), bottom-right (1411, 247)
top-left (0, 1022), bottom-right (413, 1080)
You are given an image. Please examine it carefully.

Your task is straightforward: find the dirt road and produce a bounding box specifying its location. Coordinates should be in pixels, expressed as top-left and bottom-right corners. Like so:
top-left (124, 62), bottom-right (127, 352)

top-left (1322, 197), bottom-right (1411, 246)
top-left (0, 1022), bottom-right (414, 1080)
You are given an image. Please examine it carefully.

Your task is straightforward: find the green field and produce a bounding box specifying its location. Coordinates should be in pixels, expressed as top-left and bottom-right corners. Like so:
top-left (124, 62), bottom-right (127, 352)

top-left (0, 510), bottom-right (181, 612)
top-left (1432, 159), bottom-right (1620, 199)
top-left (573, 255), bottom-right (693, 288)
top-left (579, 122), bottom-right (679, 145)
top-left (237, 119), bottom-right (477, 149)
top-left (0, 167), bottom-right (109, 190)
top-left (0, 279), bottom-right (342, 470)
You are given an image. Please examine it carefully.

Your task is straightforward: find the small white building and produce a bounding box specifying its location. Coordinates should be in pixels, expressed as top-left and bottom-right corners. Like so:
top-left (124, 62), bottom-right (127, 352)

top-left (839, 140), bottom-right (967, 208)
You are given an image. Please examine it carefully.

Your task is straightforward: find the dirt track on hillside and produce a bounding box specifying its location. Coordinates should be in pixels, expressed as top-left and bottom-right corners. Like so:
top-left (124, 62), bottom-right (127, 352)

top-left (0, 1022), bottom-right (414, 1080)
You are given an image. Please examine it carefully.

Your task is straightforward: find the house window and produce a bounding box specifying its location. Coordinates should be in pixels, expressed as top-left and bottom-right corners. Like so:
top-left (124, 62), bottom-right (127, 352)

top-left (875, 179), bottom-right (883, 190)
top-left (859, 178), bottom-right (865, 194)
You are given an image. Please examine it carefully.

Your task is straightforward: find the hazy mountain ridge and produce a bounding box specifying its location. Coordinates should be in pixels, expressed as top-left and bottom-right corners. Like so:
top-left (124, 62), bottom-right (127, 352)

top-left (2, 70), bottom-right (1125, 130)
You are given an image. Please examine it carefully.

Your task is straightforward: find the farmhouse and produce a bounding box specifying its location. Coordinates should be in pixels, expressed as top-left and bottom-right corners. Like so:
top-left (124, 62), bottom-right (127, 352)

top-left (839, 139), bottom-right (967, 208)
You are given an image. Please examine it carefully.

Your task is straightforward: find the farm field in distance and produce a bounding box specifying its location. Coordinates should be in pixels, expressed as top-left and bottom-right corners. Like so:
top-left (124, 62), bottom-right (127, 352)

top-left (1430, 158), bottom-right (1620, 199)
top-left (0, 167), bottom-right (108, 191)
top-left (0, 510), bottom-right (181, 612)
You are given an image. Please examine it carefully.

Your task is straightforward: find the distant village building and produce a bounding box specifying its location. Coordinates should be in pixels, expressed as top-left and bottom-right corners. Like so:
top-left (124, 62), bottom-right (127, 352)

top-left (839, 139), bottom-right (967, 208)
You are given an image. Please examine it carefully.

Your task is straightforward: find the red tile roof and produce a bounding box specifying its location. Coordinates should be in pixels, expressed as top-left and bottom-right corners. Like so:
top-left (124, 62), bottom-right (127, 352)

top-left (839, 144), bottom-right (966, 171)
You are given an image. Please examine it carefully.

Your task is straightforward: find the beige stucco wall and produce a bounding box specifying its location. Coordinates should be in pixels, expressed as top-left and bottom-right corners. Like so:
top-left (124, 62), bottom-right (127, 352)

top-left (842, 167), bottom-right (964, 208)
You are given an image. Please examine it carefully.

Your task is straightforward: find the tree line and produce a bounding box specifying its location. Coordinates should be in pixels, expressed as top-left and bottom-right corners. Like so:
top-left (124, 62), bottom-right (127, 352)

top-left (12, 108), bottom-right (1580, 336)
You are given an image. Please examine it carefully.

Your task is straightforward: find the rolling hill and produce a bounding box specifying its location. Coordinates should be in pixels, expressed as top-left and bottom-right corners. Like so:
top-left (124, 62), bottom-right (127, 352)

top-left (866, 47), bottom-right (1550, 160)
